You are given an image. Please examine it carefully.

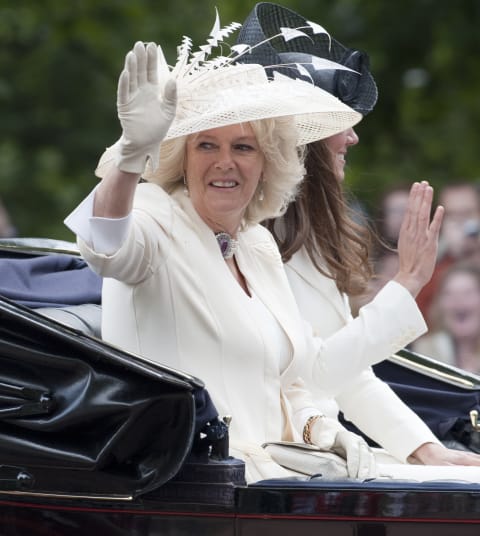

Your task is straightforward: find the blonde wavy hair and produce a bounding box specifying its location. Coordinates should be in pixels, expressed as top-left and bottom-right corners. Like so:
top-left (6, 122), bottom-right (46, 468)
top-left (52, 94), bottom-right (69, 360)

top-left (143, 117), bottom-right (305, 225)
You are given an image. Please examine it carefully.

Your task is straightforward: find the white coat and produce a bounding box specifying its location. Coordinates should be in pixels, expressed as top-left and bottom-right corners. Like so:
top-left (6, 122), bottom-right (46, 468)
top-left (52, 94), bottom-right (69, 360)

top-left (78, 184), bottom-right (323, 480)
top-left (285, 246), bottom-right (440, 462)
top-left (76, 182), bottom-right (432, 478)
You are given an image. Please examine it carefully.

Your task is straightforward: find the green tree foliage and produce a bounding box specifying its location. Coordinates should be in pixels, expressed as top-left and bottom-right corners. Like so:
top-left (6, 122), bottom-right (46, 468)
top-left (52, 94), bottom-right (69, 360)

top-left (1, 0), bottom-right (479, 238)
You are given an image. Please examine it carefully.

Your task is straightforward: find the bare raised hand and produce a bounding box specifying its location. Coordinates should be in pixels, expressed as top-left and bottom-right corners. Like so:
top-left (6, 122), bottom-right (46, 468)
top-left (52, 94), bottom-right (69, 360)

top-left (393, 181), bottom-right (444, 297)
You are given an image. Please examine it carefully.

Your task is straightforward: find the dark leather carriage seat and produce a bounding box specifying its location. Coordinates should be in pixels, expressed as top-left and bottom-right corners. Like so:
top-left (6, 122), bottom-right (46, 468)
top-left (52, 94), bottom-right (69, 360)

top-left (0, 250), bottom-right (103, 338)
top-left (37, 303), bottom-right (102, 338)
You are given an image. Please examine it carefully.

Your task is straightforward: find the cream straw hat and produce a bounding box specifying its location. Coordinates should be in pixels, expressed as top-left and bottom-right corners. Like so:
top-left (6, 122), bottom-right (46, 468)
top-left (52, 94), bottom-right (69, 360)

top-left (95, 11), bottom-right (361, 178)
top-left (168, 63), bottom-right (360, 144)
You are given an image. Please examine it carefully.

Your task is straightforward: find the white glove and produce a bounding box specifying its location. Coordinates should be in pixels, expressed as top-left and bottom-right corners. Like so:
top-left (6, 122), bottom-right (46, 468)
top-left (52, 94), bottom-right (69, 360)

top-left (115, 41), bottom-right (177, 174)
top-left (309, 416), bottom-right (377, 480)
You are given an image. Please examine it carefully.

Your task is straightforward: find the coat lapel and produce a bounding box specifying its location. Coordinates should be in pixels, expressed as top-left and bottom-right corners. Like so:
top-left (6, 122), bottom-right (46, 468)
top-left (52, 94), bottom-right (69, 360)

top-left (235, 227), bottom-right (307, 387)
top-left (287, 247), bottom-right (349, 321)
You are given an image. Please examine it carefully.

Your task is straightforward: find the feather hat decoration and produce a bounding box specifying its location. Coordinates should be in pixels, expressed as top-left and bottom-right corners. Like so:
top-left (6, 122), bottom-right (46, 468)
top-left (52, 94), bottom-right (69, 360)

top-left (159, 8), bottom-right (361, 143)
top-left (95, 9), bottom-right (362, 179)
top-left (170, 9), bottom-right (242, 80)
top-left (165, 8), bottom-right (356, 92)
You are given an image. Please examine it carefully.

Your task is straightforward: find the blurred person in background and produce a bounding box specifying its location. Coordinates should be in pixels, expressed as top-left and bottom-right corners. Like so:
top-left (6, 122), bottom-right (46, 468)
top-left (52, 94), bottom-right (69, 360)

top-left (413, 263), bottom-right (480, 375)
top-left (416, 182), bottom-right (480, 325)
top-left (376, 183), bottom-right (411, 248)
top-left (236, 3), bottom-right (480, 468)
top-left (354, 184), bottom-right (411, 310)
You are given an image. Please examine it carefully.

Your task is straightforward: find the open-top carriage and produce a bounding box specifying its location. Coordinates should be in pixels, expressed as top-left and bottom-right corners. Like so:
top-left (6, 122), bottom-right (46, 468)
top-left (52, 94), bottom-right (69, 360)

top-left (1, 238), bottom-right (480, 535)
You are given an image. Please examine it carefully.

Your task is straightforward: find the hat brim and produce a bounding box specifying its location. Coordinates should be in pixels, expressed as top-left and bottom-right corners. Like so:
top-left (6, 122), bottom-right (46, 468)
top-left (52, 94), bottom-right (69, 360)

top-left (166, 69), bottom-right (361, 145)
top-left (95, 65), bottom-right (361, 179)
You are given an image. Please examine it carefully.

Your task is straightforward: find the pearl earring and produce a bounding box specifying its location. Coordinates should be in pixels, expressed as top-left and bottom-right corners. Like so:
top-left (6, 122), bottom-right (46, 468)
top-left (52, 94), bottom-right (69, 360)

top-left (183, 176), bottom-right (189, 197)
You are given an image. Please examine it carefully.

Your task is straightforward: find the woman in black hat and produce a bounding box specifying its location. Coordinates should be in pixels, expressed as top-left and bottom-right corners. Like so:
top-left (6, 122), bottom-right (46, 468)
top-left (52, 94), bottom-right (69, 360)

top-left (238, 2), bottom-right (480, 468)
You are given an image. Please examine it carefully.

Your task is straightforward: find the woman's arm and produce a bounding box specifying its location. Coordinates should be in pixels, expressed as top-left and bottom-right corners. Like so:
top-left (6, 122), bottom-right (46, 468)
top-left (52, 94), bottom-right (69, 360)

top-left (285, 378), bottom-right (377, 479)
top-left (65, 42), bottom-right (177, 274)
top-left (304, 280), bottom-right (427, 393)
top-left (93, 41), bottom-right (176, 219)
top-left (336, 367), bottom-right (440, 462)
top-left (93, 168), bottom-right (140, 219)
top-left (300, 182), bottom-right (442, 389)
top-left (410, 441), bottom-right (480, 466)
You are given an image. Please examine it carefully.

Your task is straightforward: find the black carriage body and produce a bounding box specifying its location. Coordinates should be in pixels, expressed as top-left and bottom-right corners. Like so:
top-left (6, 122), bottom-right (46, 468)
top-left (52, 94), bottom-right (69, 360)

top-left (1, 478), bottom-right (480, 535)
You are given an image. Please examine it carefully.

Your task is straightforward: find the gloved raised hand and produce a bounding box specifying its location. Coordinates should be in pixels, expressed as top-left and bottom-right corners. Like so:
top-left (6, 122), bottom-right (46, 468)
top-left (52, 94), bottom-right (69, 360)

top-left (115, 41), bottom-right (177, 174)
top-left (308, 416), bottom-right (377, 479)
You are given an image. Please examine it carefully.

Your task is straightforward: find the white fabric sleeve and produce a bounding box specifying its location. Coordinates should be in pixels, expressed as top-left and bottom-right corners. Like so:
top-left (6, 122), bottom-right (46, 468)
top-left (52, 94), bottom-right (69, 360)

top-left (336, 367), bottom-right (441, 462)
top-left (304, 280), bottom-right (428, 396)
top-left (283, 377), bottom-right (325, 439)
top-left (64, 187), bottom-right (132, 255)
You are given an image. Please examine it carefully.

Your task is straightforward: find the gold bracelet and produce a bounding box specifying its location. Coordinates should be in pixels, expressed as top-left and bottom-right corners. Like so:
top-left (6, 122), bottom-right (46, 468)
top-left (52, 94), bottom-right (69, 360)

top-left (303, 414), bottom-right (324, 445)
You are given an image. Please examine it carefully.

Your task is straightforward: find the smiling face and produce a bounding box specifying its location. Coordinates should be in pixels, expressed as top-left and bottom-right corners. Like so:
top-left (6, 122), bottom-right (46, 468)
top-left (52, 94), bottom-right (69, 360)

top-left (438, 270), bottom-right (480, 340)
top-left (381, 189), bottom-right (410, 244)
top-left (439, 185), bottom-right (480, 259)
top-left (184, 123), bottom-right (265, 234)
top-left (323, 128), bottom-right (359, 181)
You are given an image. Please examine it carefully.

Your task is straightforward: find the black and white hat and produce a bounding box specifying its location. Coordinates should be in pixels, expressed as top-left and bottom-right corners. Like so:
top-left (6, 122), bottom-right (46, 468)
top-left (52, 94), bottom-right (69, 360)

top-left (236, 2), bottom-right (378, 116)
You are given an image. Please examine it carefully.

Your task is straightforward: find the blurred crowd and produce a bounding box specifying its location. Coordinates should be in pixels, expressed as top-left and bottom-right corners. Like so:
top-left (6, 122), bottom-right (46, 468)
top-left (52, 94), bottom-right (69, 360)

top-left (364, 180), bottom-right (480, 376)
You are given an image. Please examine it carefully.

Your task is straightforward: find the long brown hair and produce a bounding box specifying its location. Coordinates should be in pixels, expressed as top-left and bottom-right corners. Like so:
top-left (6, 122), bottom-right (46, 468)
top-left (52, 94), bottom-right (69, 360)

top-left (265, 140), bottom-right (373, 295)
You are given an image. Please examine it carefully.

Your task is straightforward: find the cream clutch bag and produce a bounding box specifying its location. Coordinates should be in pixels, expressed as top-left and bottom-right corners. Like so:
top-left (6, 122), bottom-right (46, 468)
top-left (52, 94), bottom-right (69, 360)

top-left (262, 441), bottom-right (348, 479)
